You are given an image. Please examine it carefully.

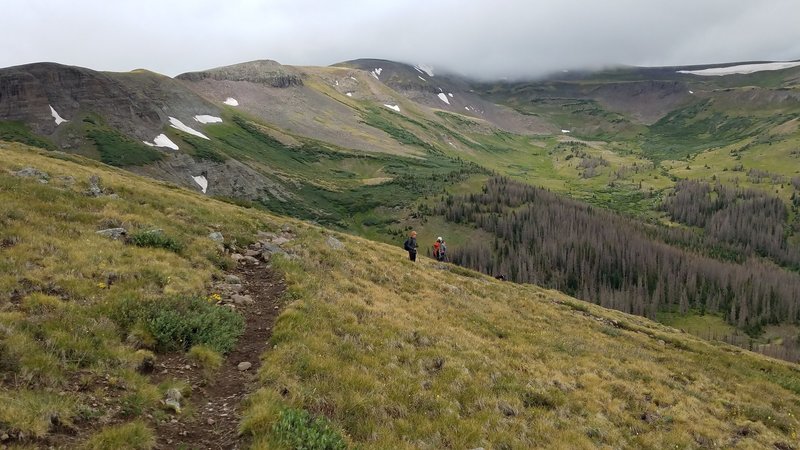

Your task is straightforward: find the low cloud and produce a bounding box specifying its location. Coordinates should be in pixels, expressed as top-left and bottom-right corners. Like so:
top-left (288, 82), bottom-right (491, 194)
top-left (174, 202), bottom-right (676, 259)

top-left (4, 0), bottom-right (800, 80)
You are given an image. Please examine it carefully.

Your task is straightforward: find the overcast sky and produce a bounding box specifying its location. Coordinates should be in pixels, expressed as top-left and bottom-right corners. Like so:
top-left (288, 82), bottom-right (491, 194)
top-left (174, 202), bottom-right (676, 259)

top-left (5, 0), bottom-right (800, 79)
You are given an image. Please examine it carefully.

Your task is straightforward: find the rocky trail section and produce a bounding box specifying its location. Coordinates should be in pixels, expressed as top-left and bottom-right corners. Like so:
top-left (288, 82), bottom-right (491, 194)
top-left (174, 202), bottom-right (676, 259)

top-left (151, 231), bottom-right (294, 450)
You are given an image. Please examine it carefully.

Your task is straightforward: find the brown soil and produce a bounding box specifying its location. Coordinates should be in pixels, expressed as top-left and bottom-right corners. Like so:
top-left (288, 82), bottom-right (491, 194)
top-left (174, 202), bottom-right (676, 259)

top-left (151, 264), bottom-right (285, 450)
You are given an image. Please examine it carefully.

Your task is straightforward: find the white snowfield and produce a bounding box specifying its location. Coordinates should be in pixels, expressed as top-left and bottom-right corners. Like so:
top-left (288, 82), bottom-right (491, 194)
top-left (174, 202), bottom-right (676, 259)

top-left (143, 134), bottom-right (179, 150)
top-left (561, 129), bottom-right (571, 134)
top-left (437, 93), bottom-right (451, 105)
top-left (448, 93), bottom-right (453, 98)
top-left (415, 64), bottom-right (434, 77)
top-left (223, 97), bottom-right (239, 106)
top-left (677, 61), bottom-right (800, 76)
top-left (192, 175), bottom-right (208, 194)
top-left (49, 105), bottom-right (67, 125)
top-left (371, 68), bottom-right (383, 79)
top-left (346, 92), bottom-right (353, 97)
top-left (418, 76), bottom-right (426, 82)
top-left (383, 104), bottom-right (401, 112)
top-left (194, 115), bottom-right (223, 124)
top-left (169, 117), bottom-right (209, 140)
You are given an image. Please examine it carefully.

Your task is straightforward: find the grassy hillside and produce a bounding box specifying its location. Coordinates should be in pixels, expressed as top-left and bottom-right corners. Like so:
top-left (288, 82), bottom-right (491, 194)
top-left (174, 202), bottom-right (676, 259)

top-left (1, 142), bottom-right (800, 449)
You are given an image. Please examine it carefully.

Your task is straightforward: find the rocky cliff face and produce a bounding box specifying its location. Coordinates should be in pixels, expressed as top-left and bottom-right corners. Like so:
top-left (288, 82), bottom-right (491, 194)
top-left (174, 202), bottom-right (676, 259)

top-left (0, 63), bottom-right (221, 142)
top-left (177, 60), bottom-right (303, 88)
top-left (0, 62), bottom-right (163, 136)
top-left (128, 152), bottom-right (292, 202)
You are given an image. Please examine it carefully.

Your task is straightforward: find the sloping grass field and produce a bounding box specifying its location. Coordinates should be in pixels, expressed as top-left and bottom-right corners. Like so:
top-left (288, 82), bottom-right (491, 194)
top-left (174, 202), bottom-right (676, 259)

top-left (0, 142), bottom-right (799, 449)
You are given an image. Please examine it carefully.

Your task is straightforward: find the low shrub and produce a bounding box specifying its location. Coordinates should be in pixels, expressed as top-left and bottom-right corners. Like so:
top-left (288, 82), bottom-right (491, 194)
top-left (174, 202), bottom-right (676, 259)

top-left (272, 408), bottom-right (347, 450)
top-left (147, 298), bottom-right (244, 353)
top-left (111, 297), bottom-right (244, 354)
top-left (128, 230), bottom-right (183, 253)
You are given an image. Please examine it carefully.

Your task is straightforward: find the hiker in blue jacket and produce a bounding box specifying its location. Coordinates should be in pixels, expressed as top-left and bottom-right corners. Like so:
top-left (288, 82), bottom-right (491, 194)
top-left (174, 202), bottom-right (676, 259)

top-left (403, 230), bottom-right (418, 261)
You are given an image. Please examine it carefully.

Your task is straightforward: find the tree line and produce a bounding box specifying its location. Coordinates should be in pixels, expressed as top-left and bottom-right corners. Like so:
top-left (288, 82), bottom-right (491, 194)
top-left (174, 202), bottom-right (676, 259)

top-left (437, 177), bottom-right (800, 333)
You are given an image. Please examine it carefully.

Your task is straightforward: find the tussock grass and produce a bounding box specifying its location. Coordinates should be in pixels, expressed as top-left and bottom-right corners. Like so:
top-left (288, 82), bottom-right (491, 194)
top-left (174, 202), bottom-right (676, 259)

top-left (246, 232), bottom-right (800, 448)
top-left (1, 142), bottom-right (799, 448)
top-left (188, 344), bottom-right (223, 378)
top-left (0, 390), bottom-right (77, 438)
top-left (83, 420), bottom-right (155, 450)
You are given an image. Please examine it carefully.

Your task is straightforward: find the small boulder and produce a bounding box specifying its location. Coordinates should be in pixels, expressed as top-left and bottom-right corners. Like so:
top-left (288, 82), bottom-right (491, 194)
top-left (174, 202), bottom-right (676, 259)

top-left (231, 253), bottom-right (244, 262)
top-left (231, 294), bottom-right (254, 305)
top-left (218, 283), bottom-right (244, 294)
top-left (237, 361), bottom-right (252, 371)
top-left (271, 236), bottom-right (291, 246)
top-left (164, 388), bottom-right (182, 414)
top-left (242, 255), bottom-right (259, 265)
top-left (86, 175), bottom-right (103, 197)
top-left (261, 243), bottom-right (285, 256)
top-left (326, 236), bottom-right (344, 250)
top-left (13, 167), bottom-right (49, 182)
top-left (96, 228), bottom-right (127, 240)
top-left (257, 231), bottom-right (276, 241)
top-left (166, 388), bottom-right (182, 402)
top-left (224, 274), bottom-right (241, 284)
top-left (245, 249), bottom-right (261, 257)
top-left (208, 231), bottom-right (224, 243)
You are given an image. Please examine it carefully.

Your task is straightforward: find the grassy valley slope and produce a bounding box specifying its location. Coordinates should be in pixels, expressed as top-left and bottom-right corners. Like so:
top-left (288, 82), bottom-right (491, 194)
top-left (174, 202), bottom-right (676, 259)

top-left (1, 142), bottom-right (800, 448)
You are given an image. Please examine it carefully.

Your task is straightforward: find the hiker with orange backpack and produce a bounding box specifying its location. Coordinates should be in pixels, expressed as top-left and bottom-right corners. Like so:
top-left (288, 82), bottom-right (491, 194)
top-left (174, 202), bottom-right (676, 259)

top-left (433, 236), bottom-right (447, 262)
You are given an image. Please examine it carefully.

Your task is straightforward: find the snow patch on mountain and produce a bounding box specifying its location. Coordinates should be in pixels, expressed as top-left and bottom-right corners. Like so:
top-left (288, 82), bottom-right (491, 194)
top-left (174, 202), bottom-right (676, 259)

top-left (346, 92), bottom-right (353, 97)
top-left (194, 115), bottom-right (223, 124)
top-left (169, 117), bottom-right (209, 140)
top-left (143, 134), bottom-right (179, 150)
top-left (223, 97), bottom-right (239, 106)
top-left (415, 64), bottom-right (434, 77)
top-left (384, 104), bottom-right (400, 112)
top-left (561, 129), bottom-right (571, 134)
top-left (677, 61), bottom-right (800, 76)
top-left (192, 175), bottom-right (208, 193)
top-left (371, 68), bottom-right (383, 79)
top-left (418, 76), bottom-right (426, 82)
top-left (49, 105), bottom-right (67, 125)
top-left (437, 93), bottom-right (450, 105)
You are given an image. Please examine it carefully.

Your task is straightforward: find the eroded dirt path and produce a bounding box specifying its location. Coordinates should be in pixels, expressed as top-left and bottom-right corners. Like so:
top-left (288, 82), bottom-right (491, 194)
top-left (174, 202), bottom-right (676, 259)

top-left (152, 264), bottom-right (285, 450)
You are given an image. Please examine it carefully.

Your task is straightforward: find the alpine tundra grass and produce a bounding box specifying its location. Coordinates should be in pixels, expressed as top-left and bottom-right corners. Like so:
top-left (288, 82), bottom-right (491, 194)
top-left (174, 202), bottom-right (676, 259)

top-left (0, 142), bottom-right (799, 449)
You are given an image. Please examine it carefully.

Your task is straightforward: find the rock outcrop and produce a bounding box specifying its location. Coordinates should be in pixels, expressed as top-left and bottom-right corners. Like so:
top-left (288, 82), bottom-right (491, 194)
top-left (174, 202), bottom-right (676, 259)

top-left (176, 60), bottom-right (303, 88)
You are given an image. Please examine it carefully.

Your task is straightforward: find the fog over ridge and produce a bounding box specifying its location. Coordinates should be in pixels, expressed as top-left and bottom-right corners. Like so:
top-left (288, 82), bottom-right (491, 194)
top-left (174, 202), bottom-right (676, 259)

top-left (3, 0), bottom-right (800, 79)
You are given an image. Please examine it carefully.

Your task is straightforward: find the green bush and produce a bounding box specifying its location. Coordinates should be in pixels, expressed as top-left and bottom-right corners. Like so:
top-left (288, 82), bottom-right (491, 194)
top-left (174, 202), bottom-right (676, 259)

top-left (111, 297), bottom-right (244, 354)
top-left (128, 230), bottom-right (183, 253)
top-left (147, 298), bottom-right (244, 353)
top-left (272, 408), bottom-right (347, 450)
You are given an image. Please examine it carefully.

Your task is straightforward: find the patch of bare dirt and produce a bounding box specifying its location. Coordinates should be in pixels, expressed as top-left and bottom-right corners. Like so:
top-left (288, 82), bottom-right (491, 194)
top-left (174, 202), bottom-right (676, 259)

top-left (152, 264), bottom-right (285, 450)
